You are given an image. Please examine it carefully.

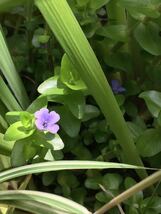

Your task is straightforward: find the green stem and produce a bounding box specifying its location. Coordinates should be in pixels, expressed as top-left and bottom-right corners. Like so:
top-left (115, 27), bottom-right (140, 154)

top-left (35, 0), bottom-right (147, 179)
top-left (94, 170), bottom-right (161, 214)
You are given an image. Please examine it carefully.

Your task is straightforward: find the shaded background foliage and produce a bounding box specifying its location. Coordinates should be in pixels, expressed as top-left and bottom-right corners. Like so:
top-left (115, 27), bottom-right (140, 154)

top-left (0, 0), bottom-right (161, 213)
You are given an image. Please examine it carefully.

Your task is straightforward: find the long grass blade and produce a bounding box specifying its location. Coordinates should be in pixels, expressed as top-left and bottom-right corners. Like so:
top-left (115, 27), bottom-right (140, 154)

top-left (0, 161), bottom-right (153, 183)
top-left (0, 76), bottom-right (22, 111)
top-left (0, 154), bottom-right (10, 170)
top-left (0, 28), bottom-right (29, 109)
top-left (35, 0), bottom-right (147, 178)
top-left (0, 101), bottom-right (8, 129)
top-left (0, 190), bottom-right (91, 214)
top-left (2, 200), bottom-right (63, 214)
top-left (0, 114), bottom-right (8, 130)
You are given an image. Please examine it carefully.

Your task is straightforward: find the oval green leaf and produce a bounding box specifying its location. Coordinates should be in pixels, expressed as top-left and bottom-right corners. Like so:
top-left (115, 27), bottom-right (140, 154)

top-left (134, 22), bottom-right (161, 56)
top-left (4, 121), bottom-right (35, 141)
top-left (136, 129), bottom-right (161, 157)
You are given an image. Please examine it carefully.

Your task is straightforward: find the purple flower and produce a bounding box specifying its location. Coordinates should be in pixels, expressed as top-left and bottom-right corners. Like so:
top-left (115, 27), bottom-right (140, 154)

top-left (111, 79), bottom-right (126, 94)
top-left (34, 108), bottom-right (60, 134)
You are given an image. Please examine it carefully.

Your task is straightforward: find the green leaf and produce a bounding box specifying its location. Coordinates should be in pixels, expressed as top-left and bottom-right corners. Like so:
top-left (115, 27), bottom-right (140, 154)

top-left (52, 150), bottom-right (64, 160)
top-left (38, 76), bottom-right (66, 95)
top-left (75, 0), bottom-right (90, 7)
top-left (60, 54), bottom-right (87, 91)
top-left (82, 105), bottom-right (100, 121)
top-left (55, 106), bottom-right (81, 137)
top-left (20, 112), bottom-right (34, 129)
top-left (0, 190), bottom-right (90, 214)
top-left (42, 172), bottom-right (56, 186)
top-left (0, 133), bottom-right (14, 156)
top-left (0, 77), bottom-right (22, 111)
top-left (96, 25), bottom-right (127, 42)
top-left (0, 115), bottom-right (7, 132)
top-left (2, 200), bottom-right (65, 214)
top-left (38, 35), bottom-right (50, 44)
top-left (139, 90), bottom-right (161, 117)
top-left (125, 101), bottom-right (138, 118)
top-left (0, 28), bottom-right (29, 109)
top-left (24, 142), bottom-right (37, 161)
top-left (134, 22), bottom-right (161, 56)
top-left (142, 196), bottom-right (161, 213)
top-left (27, 96), bottom-right (47, 113)
top-left (118, 0), bottom-right (160, 18)
top-left (71, 187), bottom-right (87, 205)
top-left (45, 133), bottom-right (64, 151)
top-left (89, 0), bottom-right (110, 10)
top-left (157, 111), bottom-right (161, 126)
top-left (124, 80), bottom-right (141, 96)
top-left (5, 111), bottom-right (21, 125)
top-left (0, 161), bottom-right (148, 183)
top-left (115, 95), bottom-right (125, 107)
top-left (124, 177), bottom-right (143, 204)
top-left (57, 171), bottom-right (79, 188)
top-left (85, 175), bottom-right (102, 190)
top-left (11, 140), bottom-right (27, 167)
top-left (103, 173), bottom-right (122, 190)
top-left (127, 122), bottom-right (145, 140)
top-left (136, 129), bottom-right (161, 157)
top-left (0, 0), bottom-right (27, 12)
top-left (95, 191), bottom-right (109, 203)
top-left (44, 150), bottom-right (55, 161)
top-left (72, 145), bottom-right (92, 160)
top-left (104, 52), bottom-right (132, 72)
top-left (4, 121), bottom-right (35, 141)
top-left (64, 92), bottom-right (85, 119)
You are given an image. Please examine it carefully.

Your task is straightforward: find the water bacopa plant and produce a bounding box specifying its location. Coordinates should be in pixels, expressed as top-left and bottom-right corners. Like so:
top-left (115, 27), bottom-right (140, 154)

top-left (1, 0), bottom-right (161, 214)
top-left (34, 108), bottom-right (60, 134)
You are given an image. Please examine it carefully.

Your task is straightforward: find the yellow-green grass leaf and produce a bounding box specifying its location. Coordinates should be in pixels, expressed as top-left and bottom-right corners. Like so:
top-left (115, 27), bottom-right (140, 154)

top-left (0, 160), bottom-right (153, 183)
top-left (0, 28), bottom-right (29, 109)
top-left (0, 77), bottom-right (22, 111)
top-left (0, 190), bottom-right (91, 214)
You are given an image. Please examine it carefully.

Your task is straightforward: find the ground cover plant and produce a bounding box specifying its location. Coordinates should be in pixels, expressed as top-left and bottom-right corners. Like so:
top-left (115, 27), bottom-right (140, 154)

top-left (0, 0), bottom-right (161, 213)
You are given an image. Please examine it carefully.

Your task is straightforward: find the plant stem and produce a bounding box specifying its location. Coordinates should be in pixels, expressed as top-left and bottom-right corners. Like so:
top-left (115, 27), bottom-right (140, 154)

top-left (94, 170), bottom-right (161, 214)
top-left (35, 0), bottom-right (147, 179)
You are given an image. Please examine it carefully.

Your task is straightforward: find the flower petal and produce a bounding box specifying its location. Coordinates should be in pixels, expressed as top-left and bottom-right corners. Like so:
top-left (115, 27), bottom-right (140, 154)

top-left (111, 79), bottom-right (125, 94)
top-left (111, 79), bottom-right (120, 90)
top-left (49, 111), bottom-right (60, 123)
top-left (35, 119), bottom-right (45, 130)
top-left (47, 124), bottom-right (60, 134)
top-left (34, 108), bottom-right (50, 121)
top-left (117, 86), bottom-right (126, 93)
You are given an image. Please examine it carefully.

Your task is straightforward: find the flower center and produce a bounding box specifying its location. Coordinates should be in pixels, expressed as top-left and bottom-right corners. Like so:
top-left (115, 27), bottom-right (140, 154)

top-left (43, 121), bottom-right (48, 128)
